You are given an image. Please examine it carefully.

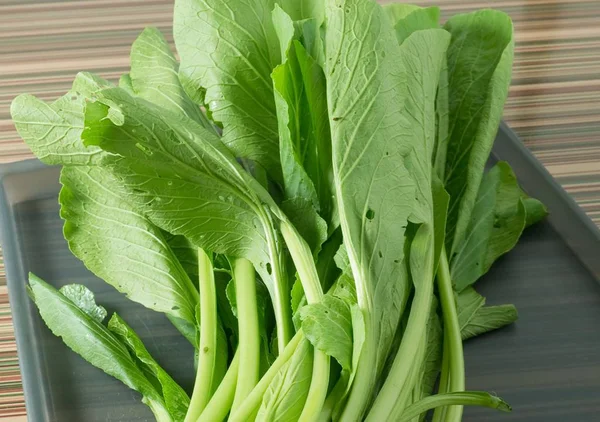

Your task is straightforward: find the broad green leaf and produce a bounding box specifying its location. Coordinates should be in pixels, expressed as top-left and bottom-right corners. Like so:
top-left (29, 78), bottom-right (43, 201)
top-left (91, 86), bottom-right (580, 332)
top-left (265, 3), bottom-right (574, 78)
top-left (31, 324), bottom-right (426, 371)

top-left (300, 295), bottom-right (353, 370)
top-left (59, 165), bottom-right (198, 325)
top-left (28, 275), bottom-right (172, 421)
top-left (279, 0), bottom-right (324, 22)
top-left (324, 303), bottom-right (366, 420)
top-left (387, 27), bottom-right (450, 389)
top-left (272, 16), bottom-right (318, 207)
top-left (59, 284), bottom-right (107, 323)
top-left (119, 73), bottom-right (135, 93)
top-left (456, 287), bottom-right (518, 341)
top-left (451, 161), bottom-right (527, 292)
top-left (326, 0), bottom-right (417, 384)
top-left (256, 338), bottom-right (313, 422)
top-left (280, 198), bottom-right (327, 254)
top-left (294, 41), bottom-right (335, 226)
top-left (11, 92), bottom-right (102, 165)
top-left (10, 73), bottom-right (119, 167)
top-left (108, 313), bottom-right (190, 421)
top-left (162, 232), bottom-right (199, 283)
top-left (79, 86), bottom-right (292, 345)
top-left (344, 26), bottom-right (449, 419)
top-left (522, 195), bottom-right (548, 228)
top-left (442, 10), bottom-right (514, 254)
top-left (383, 3), bottom-right (420, 22)
top-left (129, 27), bottom-right (213, 129)
top-left (462, 304), bottom-right (518, 341)
top-left (456, 287), bottom-right (486, 332)
top-left (392, 7), bottom-right (440, 44)
top-left (174, 0), bottom-right (282, 180)
top-left (272, 6), bottom-right (334, 241)
top-left (401, 29), bottom-right (451, 225)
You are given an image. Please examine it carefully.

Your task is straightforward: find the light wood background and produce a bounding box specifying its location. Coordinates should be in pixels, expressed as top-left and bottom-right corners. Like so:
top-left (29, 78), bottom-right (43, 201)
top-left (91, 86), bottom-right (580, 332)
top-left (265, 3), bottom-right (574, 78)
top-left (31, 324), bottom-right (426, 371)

top-left (0, 0), bottom-right (599, 419)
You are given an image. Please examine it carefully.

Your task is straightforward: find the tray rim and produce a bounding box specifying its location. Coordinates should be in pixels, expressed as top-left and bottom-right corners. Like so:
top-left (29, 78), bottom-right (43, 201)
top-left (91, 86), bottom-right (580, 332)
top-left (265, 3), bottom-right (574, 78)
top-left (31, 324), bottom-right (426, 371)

top-left (1, 123), bottom-right (599, 420)
top-left (0, 158), bottom-right (56, 421)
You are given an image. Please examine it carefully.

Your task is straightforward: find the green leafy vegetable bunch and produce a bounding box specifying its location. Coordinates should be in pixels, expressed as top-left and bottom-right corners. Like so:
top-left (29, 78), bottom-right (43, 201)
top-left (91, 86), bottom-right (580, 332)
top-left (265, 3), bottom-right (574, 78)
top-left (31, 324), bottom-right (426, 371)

top-left (11, 0), bottom-right (546, 421)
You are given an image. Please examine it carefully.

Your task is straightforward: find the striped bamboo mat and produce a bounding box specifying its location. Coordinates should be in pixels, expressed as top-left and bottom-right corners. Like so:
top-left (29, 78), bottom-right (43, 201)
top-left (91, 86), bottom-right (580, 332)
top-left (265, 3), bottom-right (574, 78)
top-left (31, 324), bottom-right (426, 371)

top-left (1, 0), bottom-right (599, 419)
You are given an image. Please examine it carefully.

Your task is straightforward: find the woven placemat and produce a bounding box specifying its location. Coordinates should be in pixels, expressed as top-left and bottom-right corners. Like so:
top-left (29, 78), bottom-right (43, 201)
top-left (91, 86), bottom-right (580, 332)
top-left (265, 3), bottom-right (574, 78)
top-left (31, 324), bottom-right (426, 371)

top-left (0, 0), bottom-right (599, 419)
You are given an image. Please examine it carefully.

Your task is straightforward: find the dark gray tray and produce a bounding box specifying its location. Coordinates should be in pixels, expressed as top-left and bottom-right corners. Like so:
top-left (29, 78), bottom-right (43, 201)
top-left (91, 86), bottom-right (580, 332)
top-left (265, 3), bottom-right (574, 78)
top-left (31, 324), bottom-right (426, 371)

top-left (2, 123), bottom-right (600, 421)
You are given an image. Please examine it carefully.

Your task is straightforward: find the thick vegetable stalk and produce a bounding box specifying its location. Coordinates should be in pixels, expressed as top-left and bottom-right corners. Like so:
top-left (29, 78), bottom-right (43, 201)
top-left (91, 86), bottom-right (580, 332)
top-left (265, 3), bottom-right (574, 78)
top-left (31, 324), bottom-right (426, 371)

top-left (433, 247), bottom-right (465, 422)
top-left (231, 258), bottom-right (261, 411)
top-left (366, 226), bottom-right (436, 421)
top-left (401, 391), bottom-right (511, 421)
top-left (280, 220), bottom-right (330, 422)
top-left (229, 332), bottom-right (304, 422)
top-left (184, 249), bottom-right (218, 422)
top-left (197, 352), bottom-right (240, 422)
top-left (228, 220), bottom-right (329, 422)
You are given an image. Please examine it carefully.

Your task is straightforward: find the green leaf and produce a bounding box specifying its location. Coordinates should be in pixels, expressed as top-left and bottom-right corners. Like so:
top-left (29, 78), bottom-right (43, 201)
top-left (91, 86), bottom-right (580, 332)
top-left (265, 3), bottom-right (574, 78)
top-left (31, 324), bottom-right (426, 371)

top-left (129, 27), bottom-right (212, 129)
top-left (79, 86), bottom-right (292, 346)
top-left (442, 10), bottom-right (514, 254)
top-left (174, 0), bottom-right (282, 180)
top-left (162, 232), bottom-right (199, 283)
top-left (462, 304), bottom-right (518, 341)
top-left (350, 26), bottom-right (450, 420)
top-left (278, 0), bottom-right (324, 22)
top-left (280, 198), bottom-right (327, 255)
top-left (456, 287), bottom-right (486, 332)
top-left (59, 284), bottom-right (107, 323)
top-left (383, 3), bottom-right (421, 22)
top-left (59, 165), bottom-right (198, 325)
top-left (216, 273), bottom-right (239, 348)
top-left (28, 274), bottom-right (172, 421)
top-left (299, 295), bottom-right (353, 370)
top-left (320, 301), bottom-right (365, 421)
top-left (392, 7), bottom-right (440, 45)
top-left (272, 6), bottom-right (334, 241)
top-left (522, 195), bottom-right (548, 228)
top-left (256, 338), bottom-right (313, 422)
top-left (451, 161), bottom-right (527, 292)
top-left (108, 313), bottom-right (190, 420)
top-left (10, 92), bottom-right (103, 165)
top-left (456, 287), bottom-right (518, 341)
top-left (119, 73), bottom-right (135, 93)
top-left (326, 0), bottom-right (417, 382)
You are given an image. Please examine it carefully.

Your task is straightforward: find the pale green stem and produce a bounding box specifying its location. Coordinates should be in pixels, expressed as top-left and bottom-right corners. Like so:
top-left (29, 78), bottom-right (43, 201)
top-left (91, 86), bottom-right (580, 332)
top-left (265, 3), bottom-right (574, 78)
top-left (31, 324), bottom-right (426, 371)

top-left (280, 221), bottom-right (330, 422)
top-left (231, 258), bottom-right (260, 411)
top-left (228, 331), bottom-right (303, 422)
top-left (365, 232), bottom-right (435, 421)
top-left (432, 332), bottom-right (450, 422)
top-left (196, 352), bottom-right (239, 422)
top-left (400, 391), bottom-right (511, 422)
top-left (338, 321), bottom-right (375, 422)
top-left (319, 374), bottom-right (348, 421)
top-left (388, 329), bottom-right (427, 420)
top-left (184, 249), bottom-right (217, 422)
top-left (436, 246), bottom-right (465, 422)
top-left (261, 211), bottom-right (293, 351)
